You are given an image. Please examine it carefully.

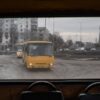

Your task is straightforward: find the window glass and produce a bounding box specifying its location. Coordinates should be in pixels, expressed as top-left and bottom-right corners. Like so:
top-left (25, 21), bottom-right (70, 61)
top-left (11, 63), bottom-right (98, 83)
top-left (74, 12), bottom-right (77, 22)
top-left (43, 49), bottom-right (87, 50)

top-left (0, 17), bottom-right (100, 79)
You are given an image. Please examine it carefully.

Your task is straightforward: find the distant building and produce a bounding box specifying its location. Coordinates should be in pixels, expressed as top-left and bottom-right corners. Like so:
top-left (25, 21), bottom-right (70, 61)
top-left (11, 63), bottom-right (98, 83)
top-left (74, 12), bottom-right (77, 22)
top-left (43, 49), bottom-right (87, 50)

top-left (2, 19), bottom-right (11, 45)
top-left (0, 19), bottom-right (3, 50)
top-left (0, 19), bottom-right (12, 50)
top-left (10, 19), bottom-right (18, 50)
top-left (0, 18), bottom-right (51, 51)
top-left (84, 42), bottom-right (95, 50)
top-left (0, 18), bottom-right (38, 50)
top-left (37, 27), bottom-right (50, 41)
top-left (54, 32), bottom-right (60, 36)
top-left (99, 26), bottom-right (100, 44)
top-left (30, 18), bottom-right (38, 40)
top-left (16, 18), bottom-right (38, 42)
top-left (0, 19), bottom-right (3, 43)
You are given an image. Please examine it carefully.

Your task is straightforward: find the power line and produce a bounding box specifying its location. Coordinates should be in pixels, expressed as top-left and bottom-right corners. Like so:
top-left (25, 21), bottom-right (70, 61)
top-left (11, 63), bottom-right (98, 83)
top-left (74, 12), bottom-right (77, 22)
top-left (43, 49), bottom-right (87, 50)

top-left (99, 26), bottom-right (100, 43)
top-left (53, 18), bottom-right (55, 45)
top-left (80, 22), bottom-right (82, 42)
top-left (45, 18), bottom-right (46, 28)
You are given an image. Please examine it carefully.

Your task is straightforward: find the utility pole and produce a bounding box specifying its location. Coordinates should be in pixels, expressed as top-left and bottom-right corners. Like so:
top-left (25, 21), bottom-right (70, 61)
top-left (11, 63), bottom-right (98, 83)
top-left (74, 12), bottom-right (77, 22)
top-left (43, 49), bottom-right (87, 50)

top-left (95, 37), bottom-right (98, 43)
top-left (52, 18), bottom-right (57, 53)
top-left (75, 33), bottom-right (78, 42)
top-left (44, 18), bottom-right (47, 40)
top-left (53, 18), bottom-right (55, 36)
top-left (45, 18), bottom-right (46, 28)
top-left (26, 18), bottom-right (29, 41)
top-left (53, 18), bottom-right (55, 44)
top-left (80, 22), bottom-right (82, 42)
top-left (99, 26), bottom-right (100, 44)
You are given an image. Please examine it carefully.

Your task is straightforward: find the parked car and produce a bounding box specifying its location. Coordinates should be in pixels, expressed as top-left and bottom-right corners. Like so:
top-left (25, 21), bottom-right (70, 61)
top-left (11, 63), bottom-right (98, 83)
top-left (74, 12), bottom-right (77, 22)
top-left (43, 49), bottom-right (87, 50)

top-left (64, 48), bottom-right (70, 51)
top-left (90, 48), bottom-right (96, 51)
top-left (75, 47), bottom-right (85, 51)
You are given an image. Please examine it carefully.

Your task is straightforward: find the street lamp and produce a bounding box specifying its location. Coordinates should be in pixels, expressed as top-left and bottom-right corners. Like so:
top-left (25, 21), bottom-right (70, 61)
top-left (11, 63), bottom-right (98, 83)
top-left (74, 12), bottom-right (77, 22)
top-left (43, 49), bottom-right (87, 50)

top-left (45, 18), bottom-right (46, 28)
top-left (52, 18), bottom-right (56, 53)
top-left (79, 22), bottom-right (82, 42)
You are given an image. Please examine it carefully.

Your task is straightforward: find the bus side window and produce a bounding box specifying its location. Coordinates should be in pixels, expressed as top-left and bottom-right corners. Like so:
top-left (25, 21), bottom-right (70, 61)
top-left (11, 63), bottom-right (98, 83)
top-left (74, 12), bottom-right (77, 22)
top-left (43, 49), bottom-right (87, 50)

top-left (22, 45), bottom-right (24, 51)
top-left (23, 45), bottom-right (25, 51)
top-left (25, 45), bottom-right (28, 53)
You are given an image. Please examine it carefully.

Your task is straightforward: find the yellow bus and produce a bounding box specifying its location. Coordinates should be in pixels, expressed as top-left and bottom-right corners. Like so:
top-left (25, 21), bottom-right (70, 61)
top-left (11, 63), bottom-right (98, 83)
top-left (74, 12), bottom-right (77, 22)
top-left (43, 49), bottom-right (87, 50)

top-left (15, 42), bottom-right (24, 58)
top-left (22, 41), bottom-right (54, 69)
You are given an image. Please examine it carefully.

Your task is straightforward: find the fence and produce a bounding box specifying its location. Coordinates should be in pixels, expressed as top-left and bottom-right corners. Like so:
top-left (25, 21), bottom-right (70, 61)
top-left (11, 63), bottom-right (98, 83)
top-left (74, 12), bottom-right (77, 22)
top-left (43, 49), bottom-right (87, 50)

top-left (55, 51), bottom-right (100, 59)
top-left (0, 51), bottom-right (16, 55)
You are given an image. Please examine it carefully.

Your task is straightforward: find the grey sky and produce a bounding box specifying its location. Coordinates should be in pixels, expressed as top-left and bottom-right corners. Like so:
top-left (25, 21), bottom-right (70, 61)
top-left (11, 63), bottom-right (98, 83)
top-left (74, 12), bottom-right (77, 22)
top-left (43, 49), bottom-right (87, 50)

top-left (38, 17), bottom-right (100, 43)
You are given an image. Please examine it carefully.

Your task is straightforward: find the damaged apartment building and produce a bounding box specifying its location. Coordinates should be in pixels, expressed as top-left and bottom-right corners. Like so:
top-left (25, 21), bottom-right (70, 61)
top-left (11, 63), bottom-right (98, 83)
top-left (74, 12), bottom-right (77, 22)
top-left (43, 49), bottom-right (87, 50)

top-left (0, 18), bottom-right (50, 51)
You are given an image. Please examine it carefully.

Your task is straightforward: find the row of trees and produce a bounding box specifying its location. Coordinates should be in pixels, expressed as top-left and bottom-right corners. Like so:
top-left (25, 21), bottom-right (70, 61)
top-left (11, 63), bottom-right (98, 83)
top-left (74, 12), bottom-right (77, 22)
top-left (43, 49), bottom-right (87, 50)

top-left (49, 34), bottom-right (85, 52)
top-left (49, 34), bottom-right (64, 52)
top-left (48, 33), bottom-right (100, 53)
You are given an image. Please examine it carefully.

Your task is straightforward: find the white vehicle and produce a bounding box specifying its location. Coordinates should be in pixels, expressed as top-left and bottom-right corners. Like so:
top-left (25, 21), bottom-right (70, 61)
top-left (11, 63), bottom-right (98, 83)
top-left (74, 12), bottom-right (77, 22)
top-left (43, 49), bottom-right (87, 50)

top-left (90, 48), bottom-right (96, 51)
top-left (75, 47), bottom-right (85, 51)
top-left (64, 48), bottom-right (69, 51)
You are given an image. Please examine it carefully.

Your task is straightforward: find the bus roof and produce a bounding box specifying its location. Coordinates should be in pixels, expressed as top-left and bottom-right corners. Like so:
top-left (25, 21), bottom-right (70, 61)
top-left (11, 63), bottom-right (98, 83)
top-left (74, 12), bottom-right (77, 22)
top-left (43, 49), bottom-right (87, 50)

top-left (23, 41), bottom-right (52, 44)
top-left (15, 42), bottom-right (25, 45)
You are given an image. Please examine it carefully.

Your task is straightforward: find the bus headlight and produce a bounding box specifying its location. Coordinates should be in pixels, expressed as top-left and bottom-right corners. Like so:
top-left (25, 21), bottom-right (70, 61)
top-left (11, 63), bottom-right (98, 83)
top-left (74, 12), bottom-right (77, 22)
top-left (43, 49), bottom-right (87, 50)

top-left (29, 63), bottom-right (32, 66)
top-left (50, 63), bottom-right (53, 66)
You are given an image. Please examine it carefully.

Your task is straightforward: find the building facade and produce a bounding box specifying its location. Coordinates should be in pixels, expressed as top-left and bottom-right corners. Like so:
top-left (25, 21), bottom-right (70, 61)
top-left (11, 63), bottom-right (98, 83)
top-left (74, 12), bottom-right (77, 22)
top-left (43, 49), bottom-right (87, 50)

top-left (2, 19), bottom-right (11, 45)
top-left (37, 27), bottom-right (50, 41)
top-left (0, 18), bottom-right (51, 51)
top-left (16, 18), bottom-right (38, 42)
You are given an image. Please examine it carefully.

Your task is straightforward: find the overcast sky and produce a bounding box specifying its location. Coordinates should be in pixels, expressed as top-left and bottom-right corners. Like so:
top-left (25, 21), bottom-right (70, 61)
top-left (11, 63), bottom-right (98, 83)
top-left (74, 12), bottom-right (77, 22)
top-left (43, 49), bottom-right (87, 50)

top-left (38, 17), bottom-right (100, 43)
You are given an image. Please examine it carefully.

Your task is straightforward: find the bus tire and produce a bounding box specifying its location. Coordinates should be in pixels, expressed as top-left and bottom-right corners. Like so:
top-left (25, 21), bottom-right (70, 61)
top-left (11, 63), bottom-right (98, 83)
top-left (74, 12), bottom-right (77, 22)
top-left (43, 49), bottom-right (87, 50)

top-left (49, 67), bottom-right (53, 71)
top-left (24, 63), bottom-right (32, 71)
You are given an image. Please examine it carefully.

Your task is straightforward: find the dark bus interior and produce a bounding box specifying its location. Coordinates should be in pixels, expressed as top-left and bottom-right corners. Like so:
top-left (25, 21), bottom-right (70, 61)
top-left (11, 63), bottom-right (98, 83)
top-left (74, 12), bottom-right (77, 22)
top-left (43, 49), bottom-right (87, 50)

top-left (0, 0), bottom-right (100, 100)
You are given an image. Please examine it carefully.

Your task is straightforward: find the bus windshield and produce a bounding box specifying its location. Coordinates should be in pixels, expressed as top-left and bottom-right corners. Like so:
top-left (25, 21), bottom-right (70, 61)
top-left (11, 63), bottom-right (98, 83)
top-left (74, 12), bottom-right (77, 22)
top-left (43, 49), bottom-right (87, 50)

top-left (17, 45), bottom-right (23, 51)
top-left (1, 17), bottom-right (100, 79)
top-left (27, 43), bottom-right (53, 56)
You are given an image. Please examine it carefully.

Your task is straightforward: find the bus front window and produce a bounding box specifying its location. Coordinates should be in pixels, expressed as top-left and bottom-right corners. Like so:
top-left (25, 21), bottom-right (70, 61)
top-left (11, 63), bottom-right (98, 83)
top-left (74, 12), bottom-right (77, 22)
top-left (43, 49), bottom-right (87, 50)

top-left (28, 44), bottom-right (53, 56)
top-left (17, 45), bottom-right (23, 51)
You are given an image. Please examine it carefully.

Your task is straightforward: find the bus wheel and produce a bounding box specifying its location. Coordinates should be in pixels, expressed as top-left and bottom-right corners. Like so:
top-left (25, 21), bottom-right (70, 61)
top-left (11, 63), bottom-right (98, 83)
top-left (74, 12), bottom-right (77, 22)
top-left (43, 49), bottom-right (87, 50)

top-left (22, 59), bottom-right (24, 62)
top-left (25, 64), bottom-right (33, 71)
top-left (49, 67), bottom-right (53, 71)
top-left (24, 62), bottom-right (27, 69)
